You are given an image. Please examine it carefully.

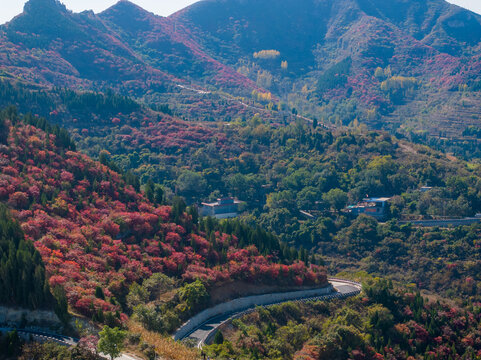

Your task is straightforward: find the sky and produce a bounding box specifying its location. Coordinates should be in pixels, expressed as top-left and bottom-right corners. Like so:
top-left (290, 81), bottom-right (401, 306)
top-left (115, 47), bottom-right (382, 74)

top-left (0, 0), bottom-right (200, 24)
top-left (0, 0), bottom-right (481, 25)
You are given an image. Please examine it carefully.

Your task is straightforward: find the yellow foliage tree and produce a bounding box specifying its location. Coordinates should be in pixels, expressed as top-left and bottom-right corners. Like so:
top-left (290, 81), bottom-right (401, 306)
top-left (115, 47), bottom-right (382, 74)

top-left (253, 50), bottom-right (281, 59)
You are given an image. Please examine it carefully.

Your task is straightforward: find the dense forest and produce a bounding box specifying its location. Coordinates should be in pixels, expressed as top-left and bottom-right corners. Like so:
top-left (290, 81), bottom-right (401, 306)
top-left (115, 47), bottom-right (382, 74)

top-left (0, 80), bottom-right (141, 128)
top-left (75, 114), bottom-right (481, 244)
top-left (2, 86), bottom-right (481, 358)
top-left (315, 216), bottom-right (481, 301)
top-left (205, 278), bottom-right (481, 359)
top-left (0, 108), bottom-right (325, 332)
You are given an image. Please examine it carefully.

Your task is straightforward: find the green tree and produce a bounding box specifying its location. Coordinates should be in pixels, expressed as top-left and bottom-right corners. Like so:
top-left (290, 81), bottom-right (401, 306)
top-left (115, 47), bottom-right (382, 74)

top-left (337, 215), bottom-right (380, 255)
top-left (97, 326), bottom-right (126, 360)
top-left (213, 330), bottom-right (224, 344)
top-left (154, 185), bottom-right (164, 204)
top-left (0, 116), bottom-right (8, 144)
top-left (0, 204), bottom-right (51, 310)
top-left (53, 286), bottom-right (70, 324)
top-left (323, 188), bottom-right (348, 211)
top-left (144, 179), bottom-right (155, 203)
top-left (368, 305), bottom-right (394, 332)
top-left (187, 205), bottom-right (199, 225)
top-left (126, 282), bottom-right (149, 310)
top-left (95, 286), bottom-right (105, 299)
top-left (171, 196), bottom-right (187, 224)
top-left (178, 280), bottom-right (209, 313)
top-left (176, 170), bottom-right (207, 200)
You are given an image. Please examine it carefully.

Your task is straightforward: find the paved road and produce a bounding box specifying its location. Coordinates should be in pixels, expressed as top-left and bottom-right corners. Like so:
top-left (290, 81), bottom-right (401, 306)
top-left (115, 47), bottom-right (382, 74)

top-left (179, 278), bottom-right (362, 348)
top-left (1, 279), bottom-right (360, 356)
top-left (175, 84), bottom-right (334, 130)
top-left (0, 327), bottom-right (139, 360)
top-left (0, 327), bottom-right (78, 346)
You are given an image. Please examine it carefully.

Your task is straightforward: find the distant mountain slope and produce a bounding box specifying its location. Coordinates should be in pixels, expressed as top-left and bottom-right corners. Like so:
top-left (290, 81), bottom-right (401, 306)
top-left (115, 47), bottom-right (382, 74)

top-left (173, 0), bottom-right (481, 137)
top-left (173, 0), bottom-right (481, 69)
top-left (0, 0), bottom-right (167, 89)
top-left (99, 1), bottom-right (260, 92)
top-left (356, 0), bottom-right (481, 52)
top-left (0, 0), bottom-right (259, 95)
top-left (1, 0), bottom-right (481, 141)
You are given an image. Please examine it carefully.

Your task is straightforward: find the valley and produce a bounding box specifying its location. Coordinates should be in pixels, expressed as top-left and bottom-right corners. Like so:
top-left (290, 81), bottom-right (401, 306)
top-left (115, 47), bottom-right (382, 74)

top-left (1, 0), bottom-right (481, 359)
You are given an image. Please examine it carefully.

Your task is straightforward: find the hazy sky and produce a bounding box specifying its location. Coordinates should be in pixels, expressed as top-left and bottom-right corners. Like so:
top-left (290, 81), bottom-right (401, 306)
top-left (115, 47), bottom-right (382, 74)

top-left (1, 0), bottom-right (481, 25)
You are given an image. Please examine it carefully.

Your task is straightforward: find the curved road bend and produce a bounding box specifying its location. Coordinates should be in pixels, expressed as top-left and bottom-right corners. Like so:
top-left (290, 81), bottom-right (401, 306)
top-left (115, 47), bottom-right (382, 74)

top-left (0, 279), bottom-right (360, 356)
top-left (179, 279), bottom-right (362, 348)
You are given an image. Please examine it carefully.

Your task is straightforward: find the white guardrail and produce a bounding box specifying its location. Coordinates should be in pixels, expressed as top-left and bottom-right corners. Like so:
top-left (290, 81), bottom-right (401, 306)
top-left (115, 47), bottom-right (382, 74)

top-left (174, 278), bottom-right (362, 348)
top-left (0, 279), bottom-right (362, 354)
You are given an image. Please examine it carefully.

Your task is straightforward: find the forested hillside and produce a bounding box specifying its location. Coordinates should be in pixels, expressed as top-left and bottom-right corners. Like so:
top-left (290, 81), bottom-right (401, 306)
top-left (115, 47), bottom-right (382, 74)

top-left (205, 278), bottom-right (481, 359)
top-left (2, 0), bottom-right (481, 358)
top-left (77, 113), bottom-right (481, 241)
top-left (174, 0), bottom-right (481, 142)
top-left (1, 0), bottom-right (481, 151)
top-left (72, 94), bottom-right (481, 329)
top-left (0, 107), bottom-right (325, 331)
top-left (0, 0), bottom-right (258, 94)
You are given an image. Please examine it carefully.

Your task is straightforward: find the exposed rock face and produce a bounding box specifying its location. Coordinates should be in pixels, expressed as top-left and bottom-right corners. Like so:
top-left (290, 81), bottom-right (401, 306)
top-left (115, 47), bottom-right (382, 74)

top-left (0, 306), bottom-right (61, 328)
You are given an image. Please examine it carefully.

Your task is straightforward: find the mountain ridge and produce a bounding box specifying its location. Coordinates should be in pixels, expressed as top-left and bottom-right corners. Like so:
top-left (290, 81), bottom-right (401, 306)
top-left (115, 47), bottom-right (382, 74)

top-left (0, 0), bottom-right (481, 139)
top-left (171, 0), bottom-right (481, 138)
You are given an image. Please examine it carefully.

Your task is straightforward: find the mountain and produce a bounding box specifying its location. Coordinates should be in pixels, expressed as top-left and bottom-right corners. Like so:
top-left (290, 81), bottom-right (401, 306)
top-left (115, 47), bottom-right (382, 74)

top-left (0, 0), bottom-right (259, 96)
top-left (4, 2), bottom-right (481, 358)
top-left (99, 0), bottom-right (259, 92)
top-left (173, 0), bottom-right (481, 138)
top-left (1, 0), bottom-right (160, 88)
top-left (1, 0), bottom-right (481, 142)
top-left (174, 0), bottom-right (481, 74)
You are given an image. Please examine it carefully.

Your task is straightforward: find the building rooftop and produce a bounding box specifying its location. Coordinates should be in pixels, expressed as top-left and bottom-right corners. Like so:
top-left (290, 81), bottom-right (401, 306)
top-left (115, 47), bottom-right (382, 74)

top-left (420, 186), bottom-right (433, 192)
top-left (347, 197), bottom-right (391, 209)
top-left (201, 197), bottom-right (242, 207)
top-left (364, 197), bottom-right (391, 202)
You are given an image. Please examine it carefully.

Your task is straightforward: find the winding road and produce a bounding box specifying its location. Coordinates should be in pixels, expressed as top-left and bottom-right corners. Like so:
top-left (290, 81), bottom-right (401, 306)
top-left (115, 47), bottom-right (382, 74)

top-left (1, 279), bottom-right (360, 357)
top-left (177, 278), bottom-right (362, 348)
top-left (175, 84), bottom-right (333, 130)
top-left (0, 327), bottom-right (139, 360)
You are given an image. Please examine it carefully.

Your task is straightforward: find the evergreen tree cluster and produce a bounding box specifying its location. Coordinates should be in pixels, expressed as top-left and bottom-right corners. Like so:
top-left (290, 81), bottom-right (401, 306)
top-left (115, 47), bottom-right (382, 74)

top-left (0, 80), bottom-right (56, 119)
top-left (99, 150), bottom-right (141, 192)
top-left (59, 89), bottom-right (140, 118)
top-left (0, 111), bottom-right (8, 144)
top-left (317, 57), bottom-right (352, 94)
top-left (0, 204), bottom-right (51, 309)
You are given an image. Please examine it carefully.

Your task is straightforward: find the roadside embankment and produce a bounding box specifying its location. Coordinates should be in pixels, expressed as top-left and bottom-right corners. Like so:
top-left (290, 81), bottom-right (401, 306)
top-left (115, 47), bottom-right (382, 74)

top-left (174, 283), bottom-right (334, 341)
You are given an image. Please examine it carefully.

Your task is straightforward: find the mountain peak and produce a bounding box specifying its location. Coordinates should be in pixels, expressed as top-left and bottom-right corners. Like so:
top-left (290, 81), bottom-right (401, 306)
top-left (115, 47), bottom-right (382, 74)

top-left (4, 0), bottom-right (82, 47)
top-left (101, 0), bottom-right (160, 32)
top-left (23, 0), bottom-right (68, 14)
top-left (103, 0), bottom-right (153, 17)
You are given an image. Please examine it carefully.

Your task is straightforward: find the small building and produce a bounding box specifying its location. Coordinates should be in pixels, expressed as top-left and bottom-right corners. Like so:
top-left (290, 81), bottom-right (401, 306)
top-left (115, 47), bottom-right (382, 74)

top-left (346, 197), bottom-right (391, 220)
top-left (200, 197), bottom-right (242, 219)
top-left (420, 186), bottom-right (433, 193)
